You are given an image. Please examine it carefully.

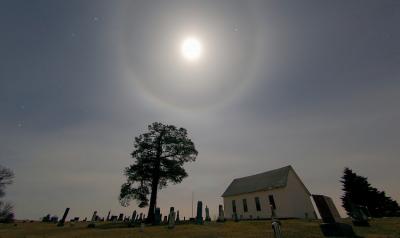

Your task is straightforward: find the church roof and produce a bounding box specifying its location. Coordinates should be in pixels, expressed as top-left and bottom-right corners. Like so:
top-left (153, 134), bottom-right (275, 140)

top-left (221, 165), bottom-right (292, 197)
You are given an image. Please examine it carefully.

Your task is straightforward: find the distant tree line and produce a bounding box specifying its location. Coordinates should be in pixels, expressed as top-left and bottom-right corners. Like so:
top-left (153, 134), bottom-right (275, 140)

top-left (341, 167), bottom-right (400, 218)
top-left (0, 165), bottom-right (14, 223)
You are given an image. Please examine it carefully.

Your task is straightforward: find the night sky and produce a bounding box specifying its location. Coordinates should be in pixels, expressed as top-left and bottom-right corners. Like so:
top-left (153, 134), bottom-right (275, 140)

top-left (1, 0), bottom-right (400, 220)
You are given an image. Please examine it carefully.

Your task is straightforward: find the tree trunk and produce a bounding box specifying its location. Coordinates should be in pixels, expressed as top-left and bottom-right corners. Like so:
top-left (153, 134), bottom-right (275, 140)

top-left (146, 173), bottom-right (159, 224)
top-left (146, 130), bottom-right (164, 224)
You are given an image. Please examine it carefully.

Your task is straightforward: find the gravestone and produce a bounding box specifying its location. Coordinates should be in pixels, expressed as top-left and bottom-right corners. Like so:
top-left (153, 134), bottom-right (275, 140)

top-left (205, 206), bottom-right (211, 222)
top-left (351, 205), bottom-right (370, 227)
top-left (91, 211), bottom-right (98, 222)
top-left (217, 205), bottom-right (224, 222)
top-left (168, 207), bottom-right (175, 229)
top-left (73, 217), bottom-right (79, 222)
top-left (106, 211), bottom-right (111, 221)
top-left (176, 210), bottom-right (180, 223)
top-left (196, 201), bottom-right (203, 224)
top-left (131, 210), bottom-right (137, 222)
top-left (313, 195), bottom-right (355, 237)
top-left (313, 195), bottom-right (340, 223)
top-left (57, 208), bottom-right (70, 227)
top-left (272, 220), bottom-right (283, 238)
top-left (163, 216), bottom-right (168, 224)
top-left (50, 216), bottom-right (58, 223)
top-left (270, 204), bottom-right (282, 238)
top-left (139, 213), bottom-right (143, 221)
top-left (118, 213), bottom-right (124, 221)
top-left (42, 214), bottom-right (51, 222)
top-left (110, 215), bottom-right (117, 222)
top-left (88, 211), bottom-right (98, 227)
top-left (154, 208), bottom-right (161, 225)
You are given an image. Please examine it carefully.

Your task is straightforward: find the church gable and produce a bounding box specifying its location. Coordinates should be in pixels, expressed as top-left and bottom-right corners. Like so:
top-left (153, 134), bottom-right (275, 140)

top-left (222, 166), bottom-right (292, 197)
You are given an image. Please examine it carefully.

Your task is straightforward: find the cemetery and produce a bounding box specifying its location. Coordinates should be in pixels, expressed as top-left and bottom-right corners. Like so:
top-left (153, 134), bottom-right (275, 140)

top-left (2, 0), bottom-right (400, 237)
top-left (1, 165), bottom-right (399, 237)
top-left (1, 216), bottom-right (399, 238)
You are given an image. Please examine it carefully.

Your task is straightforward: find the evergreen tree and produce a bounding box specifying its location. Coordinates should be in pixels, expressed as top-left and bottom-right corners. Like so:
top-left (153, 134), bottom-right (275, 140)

top-left (341, 167), bottom-right (400, 217)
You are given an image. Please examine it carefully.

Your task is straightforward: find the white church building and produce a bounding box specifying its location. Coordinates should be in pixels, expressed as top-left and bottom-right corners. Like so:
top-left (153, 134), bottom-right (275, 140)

top-left (222, 165), bottom-right (316, 219)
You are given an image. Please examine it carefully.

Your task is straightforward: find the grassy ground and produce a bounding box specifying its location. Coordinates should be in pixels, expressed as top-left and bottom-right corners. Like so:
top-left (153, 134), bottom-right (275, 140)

top-left (0, 218), bottom-right (399, 238)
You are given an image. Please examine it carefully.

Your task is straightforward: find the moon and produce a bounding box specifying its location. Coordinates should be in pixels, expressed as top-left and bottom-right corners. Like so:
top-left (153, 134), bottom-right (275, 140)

top-left (181, 37), bottom-right (203, 61)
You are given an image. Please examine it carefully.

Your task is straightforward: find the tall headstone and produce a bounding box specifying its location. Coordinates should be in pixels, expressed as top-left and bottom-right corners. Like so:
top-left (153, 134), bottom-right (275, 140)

top-left (205, 206), bottom-right (211, 222)
top-left (91, 211), bottom-right (98, 222)
top-left (196, 201), bottom-right (203, 224)
top-left (312, 195), bottom-right (355, 237)
top-left (163, 216), bottom-right (168, 224)
top-left (217, 205), bottom-right (225, 222)
top-left (106, 211), bottom-right (111, 221)
top-left (176, 210), bottom-right (180, 223)
top-left (313, 195), bottom-right (340, 223)
top-left (131, 210), bottom-right (137, 222)
top-left (57, 208), bottom-right (70, 227)
top-left (168, 207), bottom-right (175, 229)
top-left (118, 213), bottom-right (124, 221)
top-left (139, 213), bottom-right (143, 221)
top-left (154, 208), bottom-right (161, 225)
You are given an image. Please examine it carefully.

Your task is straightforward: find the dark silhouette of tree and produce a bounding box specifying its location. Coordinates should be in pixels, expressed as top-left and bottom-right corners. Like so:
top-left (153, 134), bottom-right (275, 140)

top-left (0, 165), bottom-right (14, 198)
top-left (0, 165), bottom-right (14, 223)
top-left (341, 167), bottom-right (400, 217)
top-left (119, 122), bottom-right (198, 224)
top-left (0, 202), bottom-right (14, 223)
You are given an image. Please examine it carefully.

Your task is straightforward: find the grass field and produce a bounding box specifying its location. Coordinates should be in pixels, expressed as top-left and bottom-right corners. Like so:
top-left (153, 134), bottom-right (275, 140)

top-left (1, 218), bottom-right (399, 238)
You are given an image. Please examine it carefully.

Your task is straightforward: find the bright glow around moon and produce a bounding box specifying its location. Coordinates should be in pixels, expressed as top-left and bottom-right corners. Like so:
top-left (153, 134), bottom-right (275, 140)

top-left (181, 37), bottom-right (203, 61)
